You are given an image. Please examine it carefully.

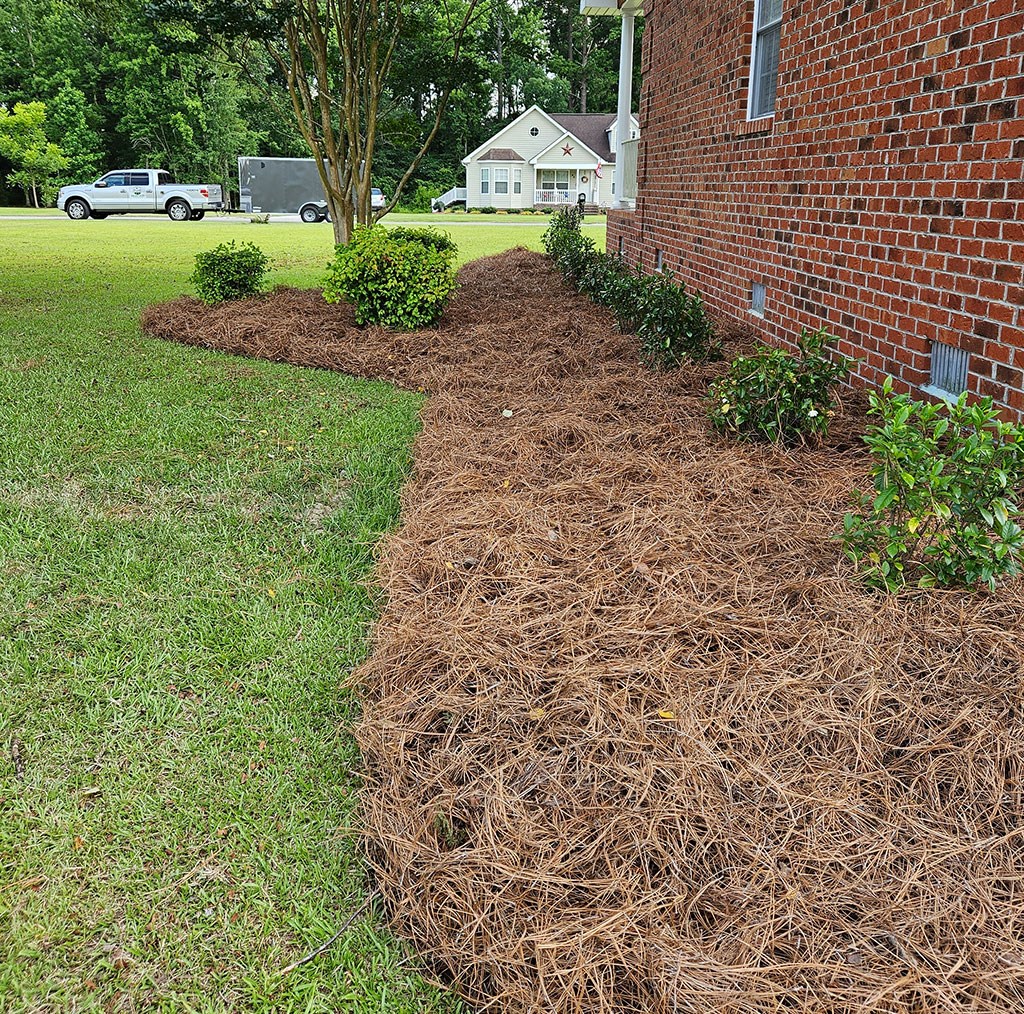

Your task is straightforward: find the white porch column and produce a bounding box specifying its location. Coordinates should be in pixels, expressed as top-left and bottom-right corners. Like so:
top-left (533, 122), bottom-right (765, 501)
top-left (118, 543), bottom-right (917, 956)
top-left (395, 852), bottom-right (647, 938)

top-left (614, 12), bottom-right (635, 209)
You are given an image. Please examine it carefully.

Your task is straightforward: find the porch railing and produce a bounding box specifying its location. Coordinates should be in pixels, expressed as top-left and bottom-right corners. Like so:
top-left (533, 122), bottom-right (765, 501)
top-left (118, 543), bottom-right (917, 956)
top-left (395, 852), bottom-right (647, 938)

top-left (620, 138), bottom-right (639, 201)
top-left (534, 189), bottom-right (574, 205)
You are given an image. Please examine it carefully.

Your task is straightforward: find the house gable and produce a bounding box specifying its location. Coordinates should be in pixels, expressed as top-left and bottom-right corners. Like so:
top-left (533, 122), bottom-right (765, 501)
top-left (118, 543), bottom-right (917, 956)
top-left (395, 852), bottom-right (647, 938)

top-left (530, 132), bottom-right (605, 169)
top-left (462, 106), bottom-right (574, 166)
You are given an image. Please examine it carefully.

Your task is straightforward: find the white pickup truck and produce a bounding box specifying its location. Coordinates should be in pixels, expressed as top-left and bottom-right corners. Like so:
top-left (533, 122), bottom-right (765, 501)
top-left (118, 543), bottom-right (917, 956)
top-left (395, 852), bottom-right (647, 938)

top-left (57, 169), bottom-right (224, 222)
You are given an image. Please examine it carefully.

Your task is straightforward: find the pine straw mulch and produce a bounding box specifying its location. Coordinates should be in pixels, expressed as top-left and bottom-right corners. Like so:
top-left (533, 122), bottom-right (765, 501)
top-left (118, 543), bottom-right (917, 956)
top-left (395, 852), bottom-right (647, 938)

top-left (142, 250), bottom-right (1024, 1014)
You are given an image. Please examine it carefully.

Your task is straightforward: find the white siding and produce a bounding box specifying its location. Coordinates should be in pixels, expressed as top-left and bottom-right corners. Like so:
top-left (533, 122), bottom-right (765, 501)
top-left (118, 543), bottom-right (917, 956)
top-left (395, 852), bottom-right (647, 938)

top-left (464, 108), bottom-right (565, 209)
top-left (462, 108), bottom-right (639, 210)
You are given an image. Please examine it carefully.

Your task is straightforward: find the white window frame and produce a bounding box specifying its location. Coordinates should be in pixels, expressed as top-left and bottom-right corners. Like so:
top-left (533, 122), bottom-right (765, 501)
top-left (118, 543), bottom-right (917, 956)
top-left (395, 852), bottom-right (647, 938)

top-left (748, 0), bottom-right (783, 121)
top-left (480, 167), bottom-right (489, 194)
top-left (494, 167), bottom-right (509, 195)
top-left (513, 169), bottom-right (522, 195)
top-left (539, 169), bottom-right (570, 188)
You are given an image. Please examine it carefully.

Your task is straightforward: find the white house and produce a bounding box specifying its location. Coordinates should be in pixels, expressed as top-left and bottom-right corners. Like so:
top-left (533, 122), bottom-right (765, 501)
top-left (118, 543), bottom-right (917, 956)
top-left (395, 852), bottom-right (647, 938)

top-left (459, 106), bottom-right (639, 211)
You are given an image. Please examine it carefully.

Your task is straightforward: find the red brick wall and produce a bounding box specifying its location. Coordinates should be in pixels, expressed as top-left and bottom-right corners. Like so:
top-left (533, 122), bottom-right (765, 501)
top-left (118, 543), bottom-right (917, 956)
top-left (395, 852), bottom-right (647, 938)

top-left (609, 0), bottom-right (1024, 414)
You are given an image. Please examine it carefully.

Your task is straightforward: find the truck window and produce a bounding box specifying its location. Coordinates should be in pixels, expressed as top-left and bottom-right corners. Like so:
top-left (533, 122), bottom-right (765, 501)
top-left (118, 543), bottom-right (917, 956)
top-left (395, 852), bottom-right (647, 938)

top-left (157, 172), bottom-right (175, 186)
top-left (102, 173), bottom-right (127, 187)
top-left (128, 173), bottom-right (151, 186)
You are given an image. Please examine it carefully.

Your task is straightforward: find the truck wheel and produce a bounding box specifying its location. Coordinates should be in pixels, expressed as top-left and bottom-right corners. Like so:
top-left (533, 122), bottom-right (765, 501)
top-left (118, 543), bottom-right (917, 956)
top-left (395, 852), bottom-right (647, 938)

top-left (299, 203), bottom-right (321, 223)
top-left (65, 198), bottom-right (90, 220)
top-left (89, 211), bottom-right (109, 219)
top-left (190, 210), bottom-right (206, 221)
top-left (166, 199), bottom-right (191, 222)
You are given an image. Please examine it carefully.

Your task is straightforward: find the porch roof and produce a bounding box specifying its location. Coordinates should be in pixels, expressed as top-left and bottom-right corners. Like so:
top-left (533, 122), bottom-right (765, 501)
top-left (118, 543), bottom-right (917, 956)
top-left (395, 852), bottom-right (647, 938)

top-left (580, 0), bottom-right (643, 15)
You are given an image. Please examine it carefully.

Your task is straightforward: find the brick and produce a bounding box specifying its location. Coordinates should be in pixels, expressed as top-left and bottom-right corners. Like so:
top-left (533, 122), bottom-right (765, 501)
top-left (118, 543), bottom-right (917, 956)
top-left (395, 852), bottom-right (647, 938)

top-left (606, 0), bottom-right (1024, 417)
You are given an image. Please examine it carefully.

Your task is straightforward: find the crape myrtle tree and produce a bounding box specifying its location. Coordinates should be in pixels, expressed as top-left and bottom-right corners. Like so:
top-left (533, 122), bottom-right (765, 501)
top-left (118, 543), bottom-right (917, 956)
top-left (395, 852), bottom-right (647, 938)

top-left (150, 0), bottom-right (487, 245)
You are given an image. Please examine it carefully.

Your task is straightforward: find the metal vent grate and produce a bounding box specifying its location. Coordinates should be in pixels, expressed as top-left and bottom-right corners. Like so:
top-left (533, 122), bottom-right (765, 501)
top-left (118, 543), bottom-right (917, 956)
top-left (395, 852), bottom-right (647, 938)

top-left (751, 282), bottom-right (766, 316)
top-left (929, 340), bottom-right (970, 396)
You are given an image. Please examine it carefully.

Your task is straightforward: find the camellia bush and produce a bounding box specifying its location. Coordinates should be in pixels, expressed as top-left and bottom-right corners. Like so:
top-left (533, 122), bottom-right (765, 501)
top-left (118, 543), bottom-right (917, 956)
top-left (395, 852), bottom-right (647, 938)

top-left (841, 380), bottom-right (1024, 591)
top-left (707, 326), bottom-right (854, 444)
top-left (542, 206), bottom-right (719, 365)
top-left (322, 225), bottom-right (458, 329)
top-left (189, 240), bottom-right (269, 304)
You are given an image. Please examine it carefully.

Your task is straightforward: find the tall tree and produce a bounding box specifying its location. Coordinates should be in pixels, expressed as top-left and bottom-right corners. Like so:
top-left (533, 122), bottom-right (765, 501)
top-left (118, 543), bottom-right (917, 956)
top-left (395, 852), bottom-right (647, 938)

top-left (0, 101), bottom-right (68, 206)
top-left (150, 0), bottom-right (487, 243)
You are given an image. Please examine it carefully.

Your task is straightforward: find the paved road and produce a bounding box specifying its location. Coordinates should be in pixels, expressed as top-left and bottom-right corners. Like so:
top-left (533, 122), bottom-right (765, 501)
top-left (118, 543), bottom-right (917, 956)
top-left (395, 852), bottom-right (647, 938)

top-left (0, 213), bottom-right (605, 227)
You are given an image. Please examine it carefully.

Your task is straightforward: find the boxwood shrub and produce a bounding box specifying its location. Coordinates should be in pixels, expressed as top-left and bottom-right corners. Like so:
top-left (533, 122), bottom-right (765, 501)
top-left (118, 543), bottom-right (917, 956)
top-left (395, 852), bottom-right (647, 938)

top-left (189, 240), bottom-right (269, 304)
top-left (322, 225), bottom-right (457, 329)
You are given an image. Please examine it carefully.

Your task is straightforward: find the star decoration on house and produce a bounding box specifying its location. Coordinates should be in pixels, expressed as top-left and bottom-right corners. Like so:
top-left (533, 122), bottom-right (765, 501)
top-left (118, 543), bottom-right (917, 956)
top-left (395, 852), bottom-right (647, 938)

top-left (562, 144), bottom-right (574, 156)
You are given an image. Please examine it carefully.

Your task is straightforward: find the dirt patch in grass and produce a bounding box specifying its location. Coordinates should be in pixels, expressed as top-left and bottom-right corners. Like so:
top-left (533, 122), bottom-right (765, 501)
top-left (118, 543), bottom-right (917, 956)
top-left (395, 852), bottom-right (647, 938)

top-left (143, 250), bottom-right (1024, 1014)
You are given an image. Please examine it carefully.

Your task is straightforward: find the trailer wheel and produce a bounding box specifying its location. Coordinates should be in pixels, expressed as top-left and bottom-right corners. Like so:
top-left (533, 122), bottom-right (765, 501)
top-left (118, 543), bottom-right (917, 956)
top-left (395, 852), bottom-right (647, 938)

top-left (190, 210), bottom-right (206, 221)
top-left (65, 198), bottom-right (90, 220)
top-left (299, 203), bottom-right (322, 224)
top-left (166, 199), bottom-right (191, 222)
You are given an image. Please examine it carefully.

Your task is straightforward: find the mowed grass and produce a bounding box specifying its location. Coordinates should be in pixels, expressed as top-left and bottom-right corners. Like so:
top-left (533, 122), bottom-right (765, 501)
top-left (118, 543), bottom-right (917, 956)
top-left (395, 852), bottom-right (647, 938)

top-left (0, 216), bottom-right (576, 1012)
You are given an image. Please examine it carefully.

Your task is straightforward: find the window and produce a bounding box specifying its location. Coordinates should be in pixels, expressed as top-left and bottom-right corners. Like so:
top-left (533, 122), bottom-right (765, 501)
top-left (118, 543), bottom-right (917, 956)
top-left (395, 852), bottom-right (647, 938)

top-left (926, 340), bottom-right (970, 398)
top-left (654, 249), bottom-right (664, 273)
top-left (539, 170), bottom-right (570, 189)
top-left (480, 167), bottom-right (489, 194)
top-left (749, 0), bottom-right (782, 119)
top-left (101, 173), bottom-right (127, 187)
top-left (751, 282), bottom-right (767, 316)
top-left (494, 168), bottom-right (509, 195)
top-left (513, 169), bottom-right (522, 195)
top-left (128, 173), bottom-right (150, 186)
top-left (530, 126), bottom-right (539, 137)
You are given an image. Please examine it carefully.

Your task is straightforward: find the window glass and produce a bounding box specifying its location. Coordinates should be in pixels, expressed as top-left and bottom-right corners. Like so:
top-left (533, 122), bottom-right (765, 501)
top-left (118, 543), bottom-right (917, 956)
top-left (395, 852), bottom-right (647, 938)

top-left (513, 169), bottom-right (522, 195)
top-left (494, 168), bottom-right (509, 194)
top-left (751, 0), bottom-right (783, 119)
top-left (480, 167), bottom-right (489, 194)
top-left (540, 170), bottom-right (571, 189)
top-left (101, 173), bottom-right (127, 187)
top-left (128, 173), bottom-right (150, 186)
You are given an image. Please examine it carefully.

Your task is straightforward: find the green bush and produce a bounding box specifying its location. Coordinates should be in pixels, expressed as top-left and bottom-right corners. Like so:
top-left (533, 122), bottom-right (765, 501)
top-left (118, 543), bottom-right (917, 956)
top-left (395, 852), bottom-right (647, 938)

top-left (480, 206), bottom-right (497, 214)
top-left (398, 183), bottom-right (442, 214)
top-left (542, 206), bottom-right (719, 364)
top-left (322, 225), bottom-right (457, 329)
top-left (189, 240), bottom-right (269, 304)
top-left (631, 271), bottom-right (718, 367)
top-left (840, 380), bottom-right (1024, 591)
top-left (385, 226), bottom-right (458, 256)
top-left (707, 327), bottom-right (853, 443)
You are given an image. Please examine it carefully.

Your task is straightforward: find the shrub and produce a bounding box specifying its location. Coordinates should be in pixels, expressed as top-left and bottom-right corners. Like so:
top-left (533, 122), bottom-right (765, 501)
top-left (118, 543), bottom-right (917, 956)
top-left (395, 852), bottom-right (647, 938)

top-left (542, 207), bottom-right (719, 364)
top-left (840, 380), bottom-right (1024, 591)
top-left (385, 226), bottom-right (458, 256)
top-left (322, 225), bottom-right (457, 329)
top-left (399, 183), bottom-right (442, 214)
top-left (480, 206), bottom-right (497, 214)
top-left (189, 240), bottom-right (269, 304)
top-left (707, 326), bottom-right (853, 443)
top-left (632, 271), bottom-right (719, 367)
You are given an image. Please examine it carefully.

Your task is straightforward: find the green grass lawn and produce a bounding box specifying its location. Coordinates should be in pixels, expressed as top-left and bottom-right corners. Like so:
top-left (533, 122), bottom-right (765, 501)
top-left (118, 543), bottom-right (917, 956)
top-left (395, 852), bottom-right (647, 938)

top-left (0, 216), bottom-right (591, 1012)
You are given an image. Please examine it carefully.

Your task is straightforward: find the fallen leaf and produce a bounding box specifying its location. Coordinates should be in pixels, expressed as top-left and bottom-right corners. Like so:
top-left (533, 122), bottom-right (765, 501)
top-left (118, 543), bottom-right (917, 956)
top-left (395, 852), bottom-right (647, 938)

top-left (527, 707), bottom-right (546, 720)
top-left (266, 588), bottom-right (276, 598)
top-left (658, 709), bottom-right (675, 720)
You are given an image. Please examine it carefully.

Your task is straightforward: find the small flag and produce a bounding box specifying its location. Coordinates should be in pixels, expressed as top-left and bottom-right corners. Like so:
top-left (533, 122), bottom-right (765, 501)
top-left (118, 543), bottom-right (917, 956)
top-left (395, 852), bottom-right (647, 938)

top-left (594, 161), bottom-right (603, 179)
